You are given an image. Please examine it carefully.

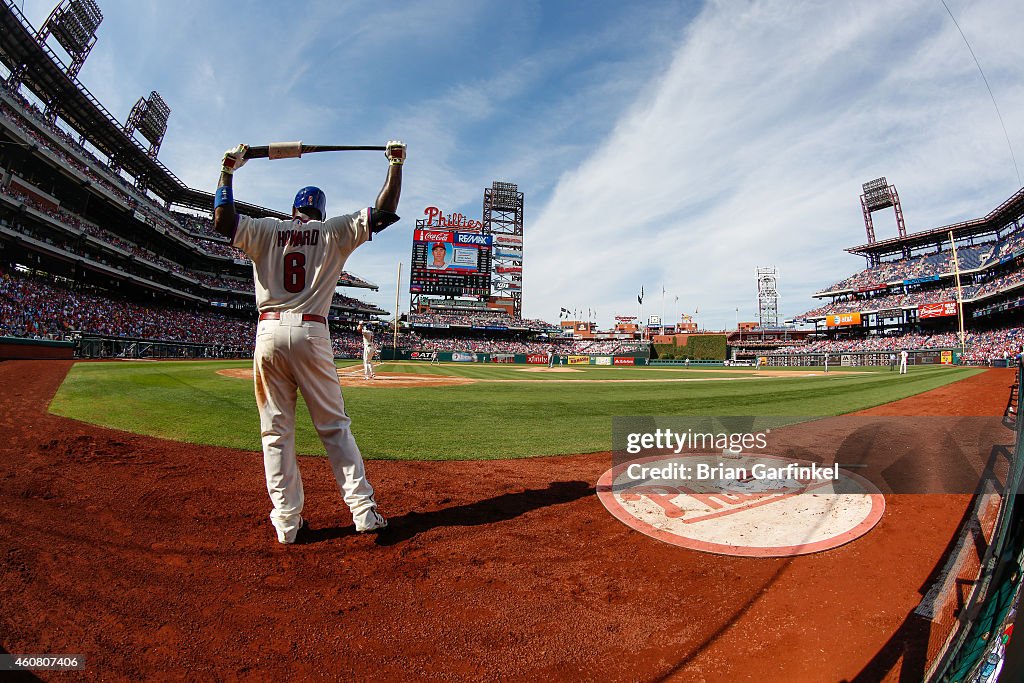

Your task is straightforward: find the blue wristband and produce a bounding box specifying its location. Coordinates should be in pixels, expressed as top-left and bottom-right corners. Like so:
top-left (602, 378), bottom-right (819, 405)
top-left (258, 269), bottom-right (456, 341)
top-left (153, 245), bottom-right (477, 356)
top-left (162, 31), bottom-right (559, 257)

top-left (214, 186), bottom-right (233, 209)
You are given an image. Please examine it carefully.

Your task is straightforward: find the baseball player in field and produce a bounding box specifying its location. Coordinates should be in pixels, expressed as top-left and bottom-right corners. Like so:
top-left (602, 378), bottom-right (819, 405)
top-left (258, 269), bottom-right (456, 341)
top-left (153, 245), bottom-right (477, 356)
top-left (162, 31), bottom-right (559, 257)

top-left (212, 139), bottom-right (405, 543)
top-left (358, 322), bottom-right (376, 380)
top-left (899, 349), bottom-right (908, 374)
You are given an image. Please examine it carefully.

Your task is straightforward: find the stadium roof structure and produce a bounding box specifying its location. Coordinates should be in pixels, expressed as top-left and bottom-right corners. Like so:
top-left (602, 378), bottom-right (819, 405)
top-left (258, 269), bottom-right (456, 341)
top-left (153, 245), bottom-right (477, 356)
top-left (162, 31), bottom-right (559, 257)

top-left (845, 186), bottom-right (1024, 261)
top-left (338, 272), bottom-right (378, 291)
top-left (0, 2), bottom-right (285, 219)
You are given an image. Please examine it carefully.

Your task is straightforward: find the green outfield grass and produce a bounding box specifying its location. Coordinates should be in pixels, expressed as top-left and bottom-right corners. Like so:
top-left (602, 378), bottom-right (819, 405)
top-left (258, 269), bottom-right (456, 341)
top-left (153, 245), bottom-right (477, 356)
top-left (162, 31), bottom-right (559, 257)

top-left (48, 361), bottom-right (983, 460)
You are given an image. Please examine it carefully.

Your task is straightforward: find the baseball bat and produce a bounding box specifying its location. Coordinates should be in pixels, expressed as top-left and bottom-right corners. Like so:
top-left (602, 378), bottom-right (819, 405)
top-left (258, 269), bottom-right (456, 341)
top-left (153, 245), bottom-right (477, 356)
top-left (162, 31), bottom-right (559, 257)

top-left (244, 142), bottom-right (386, 160)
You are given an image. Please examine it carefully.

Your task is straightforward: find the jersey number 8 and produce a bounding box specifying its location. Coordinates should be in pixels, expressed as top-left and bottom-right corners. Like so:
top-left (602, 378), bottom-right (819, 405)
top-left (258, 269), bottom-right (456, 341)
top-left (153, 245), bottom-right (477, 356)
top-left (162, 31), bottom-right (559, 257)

top-left (284, 253), bottom-right (306, 293)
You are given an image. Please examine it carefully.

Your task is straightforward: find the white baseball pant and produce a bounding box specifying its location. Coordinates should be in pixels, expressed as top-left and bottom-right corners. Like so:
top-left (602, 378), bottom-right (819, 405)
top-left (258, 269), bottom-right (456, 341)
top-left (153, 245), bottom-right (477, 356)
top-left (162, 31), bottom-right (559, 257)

top-left (253, 318), bottom-right (379, 541)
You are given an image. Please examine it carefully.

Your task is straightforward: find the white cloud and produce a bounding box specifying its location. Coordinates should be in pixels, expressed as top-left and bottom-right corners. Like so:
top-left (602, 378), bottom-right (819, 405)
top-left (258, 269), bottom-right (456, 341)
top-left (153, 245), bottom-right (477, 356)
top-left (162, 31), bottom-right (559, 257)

top-left (524, 0), bottom-right (1024, 329)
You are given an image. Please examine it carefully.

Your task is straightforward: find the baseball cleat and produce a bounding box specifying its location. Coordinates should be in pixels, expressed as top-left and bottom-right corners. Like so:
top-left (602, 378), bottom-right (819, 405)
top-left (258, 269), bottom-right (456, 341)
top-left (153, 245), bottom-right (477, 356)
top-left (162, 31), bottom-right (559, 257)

top-left (356, 509), bottom-right (388, 533)
top-left (278, 518), bottom-right (310, 545)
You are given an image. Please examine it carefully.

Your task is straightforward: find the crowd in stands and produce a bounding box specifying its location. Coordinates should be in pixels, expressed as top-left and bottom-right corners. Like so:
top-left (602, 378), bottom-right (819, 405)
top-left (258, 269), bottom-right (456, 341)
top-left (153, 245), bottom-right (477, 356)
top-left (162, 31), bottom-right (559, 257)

top-left (408, 310), bottom-right (555, 330)
top-left (774, 333), bottom-right (958, 355)
top-left (802, 286), bottom-right (963, 317)
top-left (333, 292), bottom-right (384, 312)
top-left (803, 265), bottom-right (1024, 319)
top-left (0, 267), bottom-right (255, 349)
top-left (339, 272), bottom-right (376, 289)
top-left (973, 268), bottom-right (1024, 299)
top-left (771, 327), bottom-right (1024, 364)
top-left (818, 239), bottom-right (1012, 295)
top-left (996, 231), bottom-right (1024, 260)
top-left (573, 339), bottom-right (648, 354)
top-left (0, 262), bottom-right (395, 353)
top-left (1, 184), bottom-right (380, 311)
top-left (959, 327), bottom-right (1024, 363)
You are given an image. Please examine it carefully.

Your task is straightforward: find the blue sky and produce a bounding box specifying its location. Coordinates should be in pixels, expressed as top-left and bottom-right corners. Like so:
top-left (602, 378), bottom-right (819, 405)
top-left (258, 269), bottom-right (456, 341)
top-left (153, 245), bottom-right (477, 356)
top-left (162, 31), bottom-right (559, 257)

top-left (15, 0), bottom-right (1024, 329)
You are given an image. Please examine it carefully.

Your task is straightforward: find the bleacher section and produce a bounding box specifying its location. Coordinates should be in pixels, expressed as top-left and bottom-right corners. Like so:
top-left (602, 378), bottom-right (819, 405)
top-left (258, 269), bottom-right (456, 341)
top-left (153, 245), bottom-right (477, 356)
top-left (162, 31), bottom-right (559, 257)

top-left (0, 76), bottom-right (387, 353)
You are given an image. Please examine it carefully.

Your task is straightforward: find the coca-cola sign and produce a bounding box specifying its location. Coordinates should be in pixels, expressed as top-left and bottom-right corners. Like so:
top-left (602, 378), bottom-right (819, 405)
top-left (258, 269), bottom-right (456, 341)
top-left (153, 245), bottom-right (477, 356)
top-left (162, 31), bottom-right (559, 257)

top-left (414, 229), bottom-right (454, 243)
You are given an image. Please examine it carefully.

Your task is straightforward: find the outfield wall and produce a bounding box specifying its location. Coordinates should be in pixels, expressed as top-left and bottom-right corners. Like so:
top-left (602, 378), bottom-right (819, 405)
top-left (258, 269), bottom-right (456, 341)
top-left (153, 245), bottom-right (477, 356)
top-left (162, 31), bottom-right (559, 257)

top-left (764, 349), bottom-right (961, 367)
top-left (381, 349), bottom-right (649, 366)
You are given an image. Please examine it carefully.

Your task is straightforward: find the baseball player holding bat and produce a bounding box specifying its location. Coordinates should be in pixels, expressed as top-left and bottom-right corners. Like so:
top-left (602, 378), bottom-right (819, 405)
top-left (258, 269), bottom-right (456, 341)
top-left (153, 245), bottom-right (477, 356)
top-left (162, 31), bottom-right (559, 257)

top-left (212, 139), bottom-right (405, 543)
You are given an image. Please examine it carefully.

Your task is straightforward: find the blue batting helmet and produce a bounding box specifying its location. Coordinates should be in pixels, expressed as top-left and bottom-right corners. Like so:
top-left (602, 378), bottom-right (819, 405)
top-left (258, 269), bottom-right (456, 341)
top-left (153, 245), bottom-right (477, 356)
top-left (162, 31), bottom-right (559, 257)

top-left (293, 186), bottom-right (326, 220)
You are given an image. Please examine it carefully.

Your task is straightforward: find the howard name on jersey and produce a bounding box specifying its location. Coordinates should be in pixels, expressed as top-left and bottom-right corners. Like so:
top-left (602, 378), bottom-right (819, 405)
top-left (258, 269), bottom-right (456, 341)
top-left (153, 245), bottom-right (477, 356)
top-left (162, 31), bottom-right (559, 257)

top-left (277, 228), bottom-right (320, 248)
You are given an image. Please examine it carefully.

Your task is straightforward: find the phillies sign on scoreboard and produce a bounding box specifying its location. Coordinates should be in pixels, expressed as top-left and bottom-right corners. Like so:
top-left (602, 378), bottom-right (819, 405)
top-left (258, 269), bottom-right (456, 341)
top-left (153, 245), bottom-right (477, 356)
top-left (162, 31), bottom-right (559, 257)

top-left (919, 301), bottom-right (958, 319)
top-left (422, 206), bottom-right (484, 232)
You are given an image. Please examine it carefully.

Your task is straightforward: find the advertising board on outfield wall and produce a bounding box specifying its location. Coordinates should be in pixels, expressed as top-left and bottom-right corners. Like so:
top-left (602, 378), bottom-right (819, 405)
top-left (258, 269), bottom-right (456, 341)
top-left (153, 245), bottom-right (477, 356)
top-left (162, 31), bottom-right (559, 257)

top-left (526, 354), bottom-right (547, 364)
top-left (614, 357), bottom-right (636, 366)
top-left (568, 355), bottom-right (590, 365)
top-left (825, 312), bottom-right (862, 327)
top-left (596, 356), bottom-right (612, 366)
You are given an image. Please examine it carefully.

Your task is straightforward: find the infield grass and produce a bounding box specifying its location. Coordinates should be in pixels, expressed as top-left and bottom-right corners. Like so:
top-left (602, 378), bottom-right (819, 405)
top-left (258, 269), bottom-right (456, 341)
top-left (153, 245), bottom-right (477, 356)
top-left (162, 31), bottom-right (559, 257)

top-left (49, 361), bottom-right (983, 459)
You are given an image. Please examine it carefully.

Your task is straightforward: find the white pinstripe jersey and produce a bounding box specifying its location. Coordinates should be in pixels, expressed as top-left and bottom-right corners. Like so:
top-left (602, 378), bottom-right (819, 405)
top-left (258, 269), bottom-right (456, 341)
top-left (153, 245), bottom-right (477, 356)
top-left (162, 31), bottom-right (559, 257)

top-left (232, 209), bottom-right (372, 317)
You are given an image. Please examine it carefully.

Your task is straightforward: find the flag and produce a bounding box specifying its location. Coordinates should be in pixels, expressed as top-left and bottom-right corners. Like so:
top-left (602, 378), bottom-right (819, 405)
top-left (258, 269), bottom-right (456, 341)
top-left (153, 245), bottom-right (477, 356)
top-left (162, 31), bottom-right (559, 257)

top-left (674, 296), bottom-right (679, 303)
top-left (638, 286), bottom-right (644, 305)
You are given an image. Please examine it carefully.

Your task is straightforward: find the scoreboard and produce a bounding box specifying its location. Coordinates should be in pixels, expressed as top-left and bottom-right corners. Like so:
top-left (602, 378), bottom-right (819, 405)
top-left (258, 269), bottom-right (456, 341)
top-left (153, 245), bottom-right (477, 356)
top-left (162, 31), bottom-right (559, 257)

top-left (410, 229), bottom-right (492, 296)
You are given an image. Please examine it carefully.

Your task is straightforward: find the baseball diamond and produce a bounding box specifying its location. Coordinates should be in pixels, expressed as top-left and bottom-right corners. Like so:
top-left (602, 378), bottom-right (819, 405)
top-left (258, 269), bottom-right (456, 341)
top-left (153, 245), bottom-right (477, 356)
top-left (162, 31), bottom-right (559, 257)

top-left (0, 360), bottom-right (1015, 681)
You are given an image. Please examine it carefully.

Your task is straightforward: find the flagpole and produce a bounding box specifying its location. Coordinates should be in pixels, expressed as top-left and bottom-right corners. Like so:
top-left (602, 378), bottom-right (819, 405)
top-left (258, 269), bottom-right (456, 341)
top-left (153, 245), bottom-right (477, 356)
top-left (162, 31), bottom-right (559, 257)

top-left (393, 261), bottom-right (402, 351)
top-left (661, 285), bottom-right (666, 336)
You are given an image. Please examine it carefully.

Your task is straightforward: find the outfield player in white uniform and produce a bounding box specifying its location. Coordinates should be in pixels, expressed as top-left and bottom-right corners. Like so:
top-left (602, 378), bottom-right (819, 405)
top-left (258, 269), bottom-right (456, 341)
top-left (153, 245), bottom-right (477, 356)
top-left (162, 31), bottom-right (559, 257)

top-left (899, 349), bottom-right (909, 374)
top-left (213, 140), bottom-right (405, 543)
top-left (358, 322), bottom-right (376, 380)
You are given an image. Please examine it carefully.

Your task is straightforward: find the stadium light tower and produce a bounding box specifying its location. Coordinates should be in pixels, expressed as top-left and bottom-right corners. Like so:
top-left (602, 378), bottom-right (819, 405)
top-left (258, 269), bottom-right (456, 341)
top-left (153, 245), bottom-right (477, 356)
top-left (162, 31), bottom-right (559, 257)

top-left (119, 90), bottom-right (170, 190)
top-left (860, 177), bottom-right (908, 261)
top-left (6, 0), bottom-right (104, 121)
top-left (757, 267), bottom-right (779, 328)
top-left (124, 91), bottom-right (171, 159)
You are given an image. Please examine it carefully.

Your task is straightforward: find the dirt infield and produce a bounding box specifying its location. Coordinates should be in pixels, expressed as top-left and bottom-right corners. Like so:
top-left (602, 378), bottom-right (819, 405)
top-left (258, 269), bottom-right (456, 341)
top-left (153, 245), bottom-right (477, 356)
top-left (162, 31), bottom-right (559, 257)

top-left (0, 360), bottom-right (1013, 681)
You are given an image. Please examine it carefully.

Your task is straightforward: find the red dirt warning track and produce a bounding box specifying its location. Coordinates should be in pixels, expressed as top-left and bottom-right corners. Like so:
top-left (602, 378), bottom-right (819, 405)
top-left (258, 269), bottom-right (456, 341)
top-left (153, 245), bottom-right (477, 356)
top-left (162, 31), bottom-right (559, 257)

top-left (0, 361), bottom-right (1013, 681)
